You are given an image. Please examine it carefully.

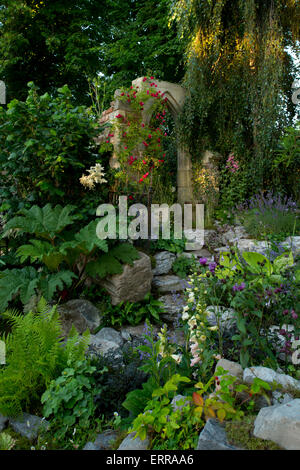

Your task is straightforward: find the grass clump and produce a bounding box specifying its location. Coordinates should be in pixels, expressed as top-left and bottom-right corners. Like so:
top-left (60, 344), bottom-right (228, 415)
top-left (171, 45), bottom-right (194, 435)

top-left (225, 416), bottom-right (282, 450)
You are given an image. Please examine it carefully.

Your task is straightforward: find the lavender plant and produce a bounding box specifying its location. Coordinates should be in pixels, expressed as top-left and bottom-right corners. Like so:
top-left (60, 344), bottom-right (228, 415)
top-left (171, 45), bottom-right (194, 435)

top-left (235, 191), bottom-right (299, 241)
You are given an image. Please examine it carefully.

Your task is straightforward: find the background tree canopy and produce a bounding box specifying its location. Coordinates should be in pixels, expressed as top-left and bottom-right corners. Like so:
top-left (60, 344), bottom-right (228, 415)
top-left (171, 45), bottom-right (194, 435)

top-left (0, 0), bottom-right (185, 104)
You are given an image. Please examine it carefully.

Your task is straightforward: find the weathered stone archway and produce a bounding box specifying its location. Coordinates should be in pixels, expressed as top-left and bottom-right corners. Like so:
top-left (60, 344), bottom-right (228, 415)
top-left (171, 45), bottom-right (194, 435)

top-left (98, 77), bottom-right (193, 204)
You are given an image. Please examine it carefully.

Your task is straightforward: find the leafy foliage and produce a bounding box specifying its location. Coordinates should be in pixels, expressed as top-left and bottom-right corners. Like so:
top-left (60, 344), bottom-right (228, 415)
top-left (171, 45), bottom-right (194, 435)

top-left (0, 203), bottom-right (139, 310)
top-left (272, 122), bottom-right (300, 201)
top-left (41, 360), bottom-right (102, 441)
top-left (235, 191), bottom-right (299, 241)
top-left (151, 235), bottom-right (186, 254)
top-left (4, 204), bottom-right (78, 239)
top-left (85, 243), bottom-right (140, 279)
top-left (0, 432), bottom-right (16, 451)
top-left (0, 0), bottom-right (185, 106)
top-left (172, 0), bottom-right (300, 192)
top-left (172, 255), bottom-right (197, 279)
top-left (0, 83), bottom-right (104, 217)
top-left (187, 247), bottom-right (300, 370)
top-left (0, 267), bottom-right (75, 312)
top-left (100, 293), bottom-right (165, 327)
top-left (0, 298), bottom-right (90, 416)
top-left (130, 373), bottom-right (238, 449)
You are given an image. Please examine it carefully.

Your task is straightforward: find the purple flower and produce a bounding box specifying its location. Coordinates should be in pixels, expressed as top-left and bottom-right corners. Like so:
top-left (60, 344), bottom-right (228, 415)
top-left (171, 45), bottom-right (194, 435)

top-left (209, 262), bottom-right (217, 274)
top-left (199, 257), bottom-right (208, 266)
top-left (233, 282), bottom-right (246, 292)
top-left (291, 310), bottom-right (298, 320)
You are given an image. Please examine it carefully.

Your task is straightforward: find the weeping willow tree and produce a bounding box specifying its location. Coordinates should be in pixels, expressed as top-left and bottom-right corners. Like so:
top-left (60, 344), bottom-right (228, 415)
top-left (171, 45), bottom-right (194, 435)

top-left (170, 0), bottom-right (300, 192)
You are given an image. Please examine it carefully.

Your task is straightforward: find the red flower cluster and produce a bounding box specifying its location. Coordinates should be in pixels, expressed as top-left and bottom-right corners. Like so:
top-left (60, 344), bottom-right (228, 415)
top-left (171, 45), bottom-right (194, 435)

top-left (114, 77), bottom-right (169, 185)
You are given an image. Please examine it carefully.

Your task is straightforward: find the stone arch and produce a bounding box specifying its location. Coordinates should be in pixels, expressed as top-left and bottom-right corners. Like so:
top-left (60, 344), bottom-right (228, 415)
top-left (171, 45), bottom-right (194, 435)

top-left (98, 77), bottom-right (193, 204)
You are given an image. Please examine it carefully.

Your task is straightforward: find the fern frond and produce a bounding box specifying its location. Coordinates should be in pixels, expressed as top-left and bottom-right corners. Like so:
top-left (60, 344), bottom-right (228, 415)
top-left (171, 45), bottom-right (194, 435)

top-left (0, 298), bottom-right (89, 416)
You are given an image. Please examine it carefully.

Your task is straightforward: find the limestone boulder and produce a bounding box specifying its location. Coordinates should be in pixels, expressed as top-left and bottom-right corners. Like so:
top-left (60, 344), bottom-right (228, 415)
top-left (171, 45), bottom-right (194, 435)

top-left (152, 275), bottom-right (186, 293)
top-left (158, 294), bottom-right (186, 322)
top-left (100, 252), bottom-right (152, 305)
top-left (196, 419), bottom-right (239, 450)
top-left (152, 251), bottom-right (176, 276)
top-left (58, 299), bottom-right (102, 336)
top-left (243, 366), bottom-right (300, 393)
top-left (253, 400), bottom-right (300, 450)
top-left (215, 359), bottom-right (243, 380)
top-left (118, 432), bottom-right (149, 450)
top-left (9, 414), bottom-right (49, 441)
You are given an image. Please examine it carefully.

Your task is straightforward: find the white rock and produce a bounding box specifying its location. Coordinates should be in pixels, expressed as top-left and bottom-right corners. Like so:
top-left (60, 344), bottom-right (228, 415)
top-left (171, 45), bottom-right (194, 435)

top-left (237, 239), bottom-right (270, 253)
top-left (243, 366), bottom-right (300, 393)
top-left (282, 236), bottom-right (300, 255)
top-left (152, 275), bottom-right (186, 293)
top-left (118, 432), bottom-right (149, 450)
top-left (94, 327), bottom-right (123, 347)
top-left (215, 359), bottom-right (243, 379)
top-left (152, 251), bottom-right (176, 276)
top-left (206, 306), bottom-right (236, 331)
top-left (272, 390), bottom-right (294, 406)
top-left (89, 337), bottom-right (121, 356)
top-left (100, 251), bottom-right (153, 305)
top-left (253, 399), bottom-right (300, 450)
top-left (158, 294), bottom-right (185, 322)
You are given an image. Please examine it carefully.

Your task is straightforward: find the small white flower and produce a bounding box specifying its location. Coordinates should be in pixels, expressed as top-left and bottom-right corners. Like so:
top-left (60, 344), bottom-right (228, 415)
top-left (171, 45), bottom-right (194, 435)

top-left (182, 311), bottom-right (189, 321)
top-left (208, 326), bottom-right (218, 331)
top-left (171, 354), bottom-right (182, 364)
top-left (188, 317), bottom-right (197, 328)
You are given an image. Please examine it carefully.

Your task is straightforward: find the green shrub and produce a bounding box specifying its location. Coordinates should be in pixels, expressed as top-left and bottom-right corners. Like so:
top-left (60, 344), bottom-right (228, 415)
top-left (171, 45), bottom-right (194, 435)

top-left (0, 298), bottom-right (90, 416)
top-left (172, 255), bottom-right (197, 279)
top-left (41, 359), bottom-right (102, 442)
top-left (100, 293), bottom-right (165, 327)
top-left (0, 432), bottom-right (16, 450)
top-left (272, 122), bottom-right (300, 202)
top-left (150, 235), bottom-right (186, 254)
top-left (0, 82), bottom-right (107, 218)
